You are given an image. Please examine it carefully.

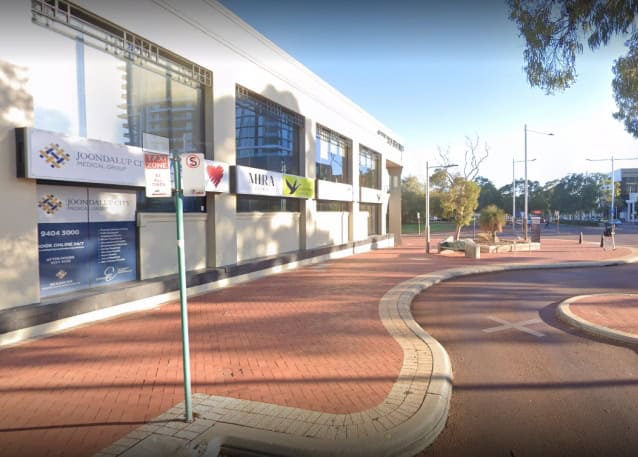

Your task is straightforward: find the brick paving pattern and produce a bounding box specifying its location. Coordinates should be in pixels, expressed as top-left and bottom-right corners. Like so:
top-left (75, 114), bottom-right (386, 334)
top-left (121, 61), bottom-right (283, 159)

top-left (0, 236), bottom-right (634, 457)
top-left (568, 294), bottom-right (638, 335)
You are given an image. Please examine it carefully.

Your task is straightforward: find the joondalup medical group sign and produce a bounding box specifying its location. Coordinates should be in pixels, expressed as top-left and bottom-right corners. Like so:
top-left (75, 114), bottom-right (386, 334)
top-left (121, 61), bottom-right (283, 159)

top-left (36, 184), bottom-right (137, 297)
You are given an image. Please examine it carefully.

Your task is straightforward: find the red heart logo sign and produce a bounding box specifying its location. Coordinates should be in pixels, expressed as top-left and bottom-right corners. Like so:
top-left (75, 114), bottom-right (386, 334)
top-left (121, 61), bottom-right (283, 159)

top-left (207, 165), bottom-right (224, 188)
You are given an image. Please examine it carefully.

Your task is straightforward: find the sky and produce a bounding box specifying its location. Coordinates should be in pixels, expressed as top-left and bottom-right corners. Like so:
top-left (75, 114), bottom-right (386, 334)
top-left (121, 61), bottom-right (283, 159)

top-left (218, 0), bottom-right (638, 189)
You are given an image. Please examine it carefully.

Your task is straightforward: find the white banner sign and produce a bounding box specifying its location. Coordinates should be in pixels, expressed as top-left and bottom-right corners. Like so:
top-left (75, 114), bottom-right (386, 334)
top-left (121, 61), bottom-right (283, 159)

top-left (181, 153), bottom-right (206, 197)
top-left (144, 152), bottom-right (172, 198)
top-left (235, 165), bottom-right (283, 197)
top-left (360, 186), bottom-right (386, 204)
top-left (21, 128), bottom-right (145, 186)
top-left (316, 180), bottom-right (354, 202)
top-left (204, 160), bottom-right (230, 194)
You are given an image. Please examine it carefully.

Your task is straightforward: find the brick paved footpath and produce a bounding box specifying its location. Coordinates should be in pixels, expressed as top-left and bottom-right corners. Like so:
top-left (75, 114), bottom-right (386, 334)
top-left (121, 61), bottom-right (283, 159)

top-left (0, 237), bottom-right (633, 457)
top-left (567, 294), bottom-right (638, 336)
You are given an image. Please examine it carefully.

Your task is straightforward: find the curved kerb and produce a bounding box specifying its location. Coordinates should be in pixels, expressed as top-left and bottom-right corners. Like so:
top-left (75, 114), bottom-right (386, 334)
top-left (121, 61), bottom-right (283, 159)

top-left (556, 294), bottom-right (638, 346)
top-left (95, 254), bottom-right (638, 457)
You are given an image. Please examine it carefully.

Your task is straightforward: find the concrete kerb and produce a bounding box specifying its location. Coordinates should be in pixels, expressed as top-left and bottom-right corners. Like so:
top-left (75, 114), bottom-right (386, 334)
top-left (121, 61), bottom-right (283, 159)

top-left (556, 294), bottom-right (638, 346)
top-left (96, 251), bottom-right (638, 457)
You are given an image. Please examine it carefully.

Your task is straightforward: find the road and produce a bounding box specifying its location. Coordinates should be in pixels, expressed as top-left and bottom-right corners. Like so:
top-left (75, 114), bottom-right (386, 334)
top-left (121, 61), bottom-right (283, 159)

top-left (411, 264), bottom-right (638, 457)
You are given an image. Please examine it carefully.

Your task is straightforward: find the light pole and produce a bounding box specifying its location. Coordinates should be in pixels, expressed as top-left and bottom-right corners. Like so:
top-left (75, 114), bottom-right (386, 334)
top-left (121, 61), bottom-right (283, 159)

top-left (586, 155), bottom-right (638, 222)
top-left (425, 161), bottom-right (457, 254)
top-left (524, 124), bottom-right (554, 241)
top-left (512, 157), bottom-right (535, 234)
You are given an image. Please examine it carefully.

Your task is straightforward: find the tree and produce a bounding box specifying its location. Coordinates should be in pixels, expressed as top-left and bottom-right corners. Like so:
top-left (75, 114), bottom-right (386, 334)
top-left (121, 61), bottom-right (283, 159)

top-left (401, 176), bottom-right (425, 224)
top-left (508, 0), bottom-right (638, 137)
top-left (440, 176), bottom-right (481, 240)
top-left (479, 204), bottom-right (506, 243)
top-left (476, 176), bottom-right (505, 210)
top-left (437, 135), bottom-right (489, 239)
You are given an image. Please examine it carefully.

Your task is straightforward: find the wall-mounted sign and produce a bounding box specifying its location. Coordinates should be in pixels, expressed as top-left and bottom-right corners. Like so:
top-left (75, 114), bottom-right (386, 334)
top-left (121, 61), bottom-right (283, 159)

top-left (360, 186), bottom-right (386, 204)
top-left (236, 165), bottom-right (283, 197)
top-left (316, 180), bottom-right (354, 202)
top-left (142, 133), bottom-right (170, 154)
top-left (180, 153), bottom-right (206, 197)
top-left (144, 152), bottom-right (172, 198)
top-left (235, 165), bottom-right (314, 199)
top-left (283, 175), bottom-right (315, 199)
top-left (204, 160), bottom-right (230, 194)
top-left (36, 184), bottom-right (137, 297)
top-left (18, 127), bottom-right (145, 186)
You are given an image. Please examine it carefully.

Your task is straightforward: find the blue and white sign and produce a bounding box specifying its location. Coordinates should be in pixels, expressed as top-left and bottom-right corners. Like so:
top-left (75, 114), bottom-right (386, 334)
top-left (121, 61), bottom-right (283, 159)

top-left (21, 127), bottom-right (145, 186)
top-left (36, 185), bottom-right (137, 297)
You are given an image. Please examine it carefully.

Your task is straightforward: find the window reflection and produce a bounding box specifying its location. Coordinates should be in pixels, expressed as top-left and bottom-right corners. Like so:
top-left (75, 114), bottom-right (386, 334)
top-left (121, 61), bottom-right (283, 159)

top-left (316, 126), bottom-right (351, 184)
top-left (359, 146), bottom-right (381, 189)
top-left (235, 86), bottom-right (302, 175)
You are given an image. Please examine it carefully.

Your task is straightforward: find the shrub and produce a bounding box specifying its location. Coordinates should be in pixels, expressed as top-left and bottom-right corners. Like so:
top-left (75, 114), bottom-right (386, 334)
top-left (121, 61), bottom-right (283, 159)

top-left (479, 205), bottom-right (506, 243)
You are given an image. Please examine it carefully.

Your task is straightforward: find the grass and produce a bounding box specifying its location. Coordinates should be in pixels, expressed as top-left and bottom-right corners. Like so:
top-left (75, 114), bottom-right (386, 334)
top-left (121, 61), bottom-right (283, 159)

top-left (402, 222), bottom-right (455, 234)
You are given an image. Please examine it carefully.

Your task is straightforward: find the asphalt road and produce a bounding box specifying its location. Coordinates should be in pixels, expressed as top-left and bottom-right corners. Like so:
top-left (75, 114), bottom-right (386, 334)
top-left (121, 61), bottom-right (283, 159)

top-left (412, 264), bottom-right (638, 457)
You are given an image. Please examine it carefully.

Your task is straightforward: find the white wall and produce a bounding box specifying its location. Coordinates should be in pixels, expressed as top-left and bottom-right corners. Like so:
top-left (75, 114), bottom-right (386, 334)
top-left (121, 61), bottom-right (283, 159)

top-left (0, 60), bottom-right (40, 310)
top-left (137, 213), bottom-right (207, 279)
top-left (236, 213), bottom-right (300, 262)
top-left (309, 212), bottom-right (350, 249)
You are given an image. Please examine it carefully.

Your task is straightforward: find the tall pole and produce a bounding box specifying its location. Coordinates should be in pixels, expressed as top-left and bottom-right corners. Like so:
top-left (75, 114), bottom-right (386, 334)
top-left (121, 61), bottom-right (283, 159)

top-left (610, 155), bottom-right (615, 223)
top-left (524, 124), bottom-right (529, 241)
top-left (512, 157), bottom-right (516, 234)
top-left (173, 153), bottom-right (193, 423)
top-left (425, 161), bottom-right (431, 254)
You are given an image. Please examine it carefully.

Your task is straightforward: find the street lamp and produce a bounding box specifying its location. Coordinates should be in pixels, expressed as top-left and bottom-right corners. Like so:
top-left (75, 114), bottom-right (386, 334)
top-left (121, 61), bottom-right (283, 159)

top-left (524, 124), bottom-right (554, 240)
top-left (586, 155), bottom-right (638, 223)
top-left (425, 161), bottom-right (457, 254)
top-left (512, 157), bottom-right (535, 234)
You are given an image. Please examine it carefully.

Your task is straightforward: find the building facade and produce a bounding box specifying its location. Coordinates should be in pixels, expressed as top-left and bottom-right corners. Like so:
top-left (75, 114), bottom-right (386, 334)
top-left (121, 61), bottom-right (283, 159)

top-left (617, 168), bottom-right (638, 222)
top-left (0, 0), bottom-right (403, 331)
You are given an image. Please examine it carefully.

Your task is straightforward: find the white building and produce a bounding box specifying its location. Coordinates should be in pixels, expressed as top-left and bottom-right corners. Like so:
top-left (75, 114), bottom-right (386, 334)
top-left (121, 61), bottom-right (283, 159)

top-left (0, 0), bottom-right (403, 339)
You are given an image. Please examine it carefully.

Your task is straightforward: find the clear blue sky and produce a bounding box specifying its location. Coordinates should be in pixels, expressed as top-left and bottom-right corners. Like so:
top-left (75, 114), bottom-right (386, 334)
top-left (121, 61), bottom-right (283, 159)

top-left (219, 0), bottom-right (638, 188)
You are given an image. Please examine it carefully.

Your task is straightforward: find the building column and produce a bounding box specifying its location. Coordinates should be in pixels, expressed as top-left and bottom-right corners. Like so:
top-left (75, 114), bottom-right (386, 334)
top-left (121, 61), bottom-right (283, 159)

top-left (387, 165), bottom-right (403, 243)
top-left (300, 119), bottom-right (316, 251)
top-left (208, 73), bottom-right (237, 268)
top-left (0, 60), bottom-right (40, 309)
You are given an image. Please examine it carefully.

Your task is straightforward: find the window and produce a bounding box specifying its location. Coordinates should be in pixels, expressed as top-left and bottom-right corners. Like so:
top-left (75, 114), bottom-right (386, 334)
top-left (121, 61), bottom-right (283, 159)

top-left (359, 146), bottom-right (381, 189)
top-left (237, 196), bottom-right (300, 213)
top-left (236, 86), bottom-right (304, 212)
top-left (30, 0), bottom-right (209, 213)
top-left (235, 86), bottom-right (303, 175)
top-left (317, 200), bottom-right (349, 212)
top-left (316, 126), bottom-right (351, 183)
top-left (360, 203), bottom-right (380, 235)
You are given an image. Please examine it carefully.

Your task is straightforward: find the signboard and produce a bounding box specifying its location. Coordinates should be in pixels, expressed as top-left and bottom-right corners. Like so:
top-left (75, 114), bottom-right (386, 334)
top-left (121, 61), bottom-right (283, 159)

top-left (236, 165), bottom-right (283, 197)
top-left (204, 160), bottom-right (230, 193)
top-left (142, 133), bottom-right (170, 154)
top-left (19, 127), bottom-right (145, 186)
top-left (283, 175), bottom-right (315, 199)
top-left (316, 180), bottom-right (354, 202)
top-left (144, 152), bottom-right (172, 197)
top-left (181, 153), bottom-right (206, 197)
top-left (235, 165), bottom-right (315, 199)
top-left (36, 184), bottom-right (137, 297)
top-left (360, 186), bottom-right (386, 204)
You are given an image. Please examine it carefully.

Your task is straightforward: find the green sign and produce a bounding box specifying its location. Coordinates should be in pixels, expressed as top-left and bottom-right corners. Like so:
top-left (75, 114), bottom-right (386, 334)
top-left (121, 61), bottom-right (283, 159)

top-left (283, 175), bottom-right (315, 199)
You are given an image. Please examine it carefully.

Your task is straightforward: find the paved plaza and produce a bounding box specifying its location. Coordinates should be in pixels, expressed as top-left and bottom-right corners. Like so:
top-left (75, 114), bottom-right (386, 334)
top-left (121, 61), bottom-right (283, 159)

top-left (0, 236), bottom-right (636, 457)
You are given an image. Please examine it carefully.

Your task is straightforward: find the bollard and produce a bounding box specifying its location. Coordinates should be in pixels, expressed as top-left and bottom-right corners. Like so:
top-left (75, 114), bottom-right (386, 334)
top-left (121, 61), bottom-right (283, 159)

top-left (579, 232), bottom-right (583, 244)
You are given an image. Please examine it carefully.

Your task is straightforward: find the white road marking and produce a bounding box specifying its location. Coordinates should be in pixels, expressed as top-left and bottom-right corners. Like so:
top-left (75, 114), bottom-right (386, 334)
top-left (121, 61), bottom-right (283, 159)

top-left (482, 316), bottom-right (545, 338)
